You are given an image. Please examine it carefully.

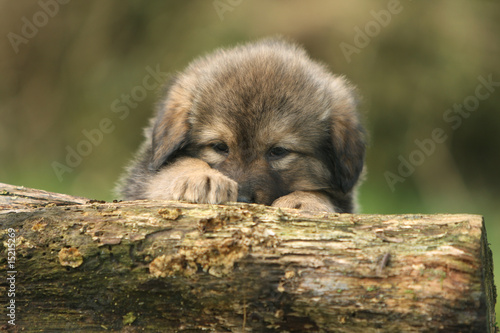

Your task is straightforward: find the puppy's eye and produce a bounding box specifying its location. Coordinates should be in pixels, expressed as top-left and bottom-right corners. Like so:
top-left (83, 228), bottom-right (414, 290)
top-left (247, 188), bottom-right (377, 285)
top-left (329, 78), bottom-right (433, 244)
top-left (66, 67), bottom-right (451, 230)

top-left (268, 147), bottom-right (289, 160)
top-left (212, 142), bottom-right (229, 155)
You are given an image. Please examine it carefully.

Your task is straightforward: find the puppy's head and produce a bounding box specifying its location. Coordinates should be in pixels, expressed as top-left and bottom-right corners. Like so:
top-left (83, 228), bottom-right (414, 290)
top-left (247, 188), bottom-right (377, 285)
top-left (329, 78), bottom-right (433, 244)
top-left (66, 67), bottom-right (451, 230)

top-left (150, 39), bottom-right (365, 207)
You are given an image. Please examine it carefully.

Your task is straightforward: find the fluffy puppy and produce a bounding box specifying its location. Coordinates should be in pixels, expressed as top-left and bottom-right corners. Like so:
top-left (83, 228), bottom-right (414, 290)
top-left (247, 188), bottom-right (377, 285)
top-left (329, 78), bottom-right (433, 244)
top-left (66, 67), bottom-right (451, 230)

top-left (115, 38), bottom-right (366, 213)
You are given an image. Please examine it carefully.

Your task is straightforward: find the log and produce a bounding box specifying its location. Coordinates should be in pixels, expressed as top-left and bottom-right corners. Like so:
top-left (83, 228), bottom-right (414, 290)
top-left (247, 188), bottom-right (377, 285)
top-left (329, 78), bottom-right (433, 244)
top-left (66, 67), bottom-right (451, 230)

top-left (0, 183), bottom-right (496, 332)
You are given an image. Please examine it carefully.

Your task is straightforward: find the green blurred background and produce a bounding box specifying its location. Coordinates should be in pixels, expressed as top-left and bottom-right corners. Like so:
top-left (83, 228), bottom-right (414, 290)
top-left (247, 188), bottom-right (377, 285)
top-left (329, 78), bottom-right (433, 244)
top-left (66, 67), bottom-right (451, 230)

top-left (1, 0), bottom-right (499, 315)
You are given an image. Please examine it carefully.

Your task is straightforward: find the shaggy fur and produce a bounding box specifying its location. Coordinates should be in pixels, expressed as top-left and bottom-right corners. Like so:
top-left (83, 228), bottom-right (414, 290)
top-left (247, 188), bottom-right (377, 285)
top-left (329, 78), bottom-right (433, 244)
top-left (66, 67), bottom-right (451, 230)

top-left (115, 38), bottom-right (366, 213)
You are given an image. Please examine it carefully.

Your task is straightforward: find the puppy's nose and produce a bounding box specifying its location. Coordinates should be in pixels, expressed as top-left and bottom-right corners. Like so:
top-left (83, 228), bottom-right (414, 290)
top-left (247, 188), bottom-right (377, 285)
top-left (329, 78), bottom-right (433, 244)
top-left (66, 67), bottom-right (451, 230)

top-left (237, 194), bottom-right (254, 203)
top-left (237, 185), bottom-right (256, 203)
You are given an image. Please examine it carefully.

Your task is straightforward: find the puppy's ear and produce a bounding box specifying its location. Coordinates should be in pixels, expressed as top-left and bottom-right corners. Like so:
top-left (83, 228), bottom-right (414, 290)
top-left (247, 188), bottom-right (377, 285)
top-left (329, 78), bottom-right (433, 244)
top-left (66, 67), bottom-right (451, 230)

top-left (325, 78), bottom-right (366, 193)
top-left (150, 81), bottom-right (192, 170)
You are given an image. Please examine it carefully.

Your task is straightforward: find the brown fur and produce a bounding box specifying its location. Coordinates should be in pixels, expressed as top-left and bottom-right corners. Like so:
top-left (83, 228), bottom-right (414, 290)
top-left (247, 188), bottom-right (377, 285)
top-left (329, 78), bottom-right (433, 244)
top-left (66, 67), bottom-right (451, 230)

top-left (115, 38), bottom-right (366, 213)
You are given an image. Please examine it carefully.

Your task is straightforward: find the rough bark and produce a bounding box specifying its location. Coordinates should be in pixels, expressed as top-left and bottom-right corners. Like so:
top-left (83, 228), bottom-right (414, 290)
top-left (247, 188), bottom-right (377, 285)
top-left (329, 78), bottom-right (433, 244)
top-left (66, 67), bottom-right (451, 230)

top-left (0, 183), bottom-right (496, 332)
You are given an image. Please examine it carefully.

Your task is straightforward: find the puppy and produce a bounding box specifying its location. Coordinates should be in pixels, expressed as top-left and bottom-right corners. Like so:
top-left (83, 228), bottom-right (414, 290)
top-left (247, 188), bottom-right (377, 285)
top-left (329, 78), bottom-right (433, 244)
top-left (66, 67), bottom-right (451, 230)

top-left (115, 38), bottom-right (366, 213)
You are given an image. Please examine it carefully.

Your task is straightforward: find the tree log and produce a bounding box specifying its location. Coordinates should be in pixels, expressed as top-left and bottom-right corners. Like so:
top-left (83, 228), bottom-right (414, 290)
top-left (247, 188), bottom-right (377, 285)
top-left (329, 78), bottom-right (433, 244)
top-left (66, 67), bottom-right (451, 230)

top-left (0, 183), bottom-right (496, 332)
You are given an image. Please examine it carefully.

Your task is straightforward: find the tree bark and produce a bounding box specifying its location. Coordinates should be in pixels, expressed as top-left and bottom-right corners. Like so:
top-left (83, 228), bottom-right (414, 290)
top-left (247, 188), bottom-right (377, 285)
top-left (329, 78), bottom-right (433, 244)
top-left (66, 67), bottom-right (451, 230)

top-left (0, 183), bottom-right (496, 332)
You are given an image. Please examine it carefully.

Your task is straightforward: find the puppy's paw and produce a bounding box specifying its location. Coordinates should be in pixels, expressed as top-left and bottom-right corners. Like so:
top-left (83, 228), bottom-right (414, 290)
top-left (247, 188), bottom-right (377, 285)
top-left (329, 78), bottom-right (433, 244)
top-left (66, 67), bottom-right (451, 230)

top-left (146, 159), bottom-right (238, 204)
top-left (171, 170), bottom-right (238, 204)
top-left (272, 191), bottom-right (336, 212)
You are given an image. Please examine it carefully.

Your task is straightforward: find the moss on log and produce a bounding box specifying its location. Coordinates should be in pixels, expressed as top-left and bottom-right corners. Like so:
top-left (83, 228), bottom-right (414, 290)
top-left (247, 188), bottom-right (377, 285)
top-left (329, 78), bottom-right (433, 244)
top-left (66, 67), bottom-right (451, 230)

top-left (0, 183), bottom-right (497, 332)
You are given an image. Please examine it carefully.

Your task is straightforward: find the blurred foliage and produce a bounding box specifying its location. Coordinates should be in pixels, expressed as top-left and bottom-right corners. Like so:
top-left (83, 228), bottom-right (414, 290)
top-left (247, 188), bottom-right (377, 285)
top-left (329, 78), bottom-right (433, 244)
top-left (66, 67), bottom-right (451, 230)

top-left (1, 0), bottom-right (499, 315)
